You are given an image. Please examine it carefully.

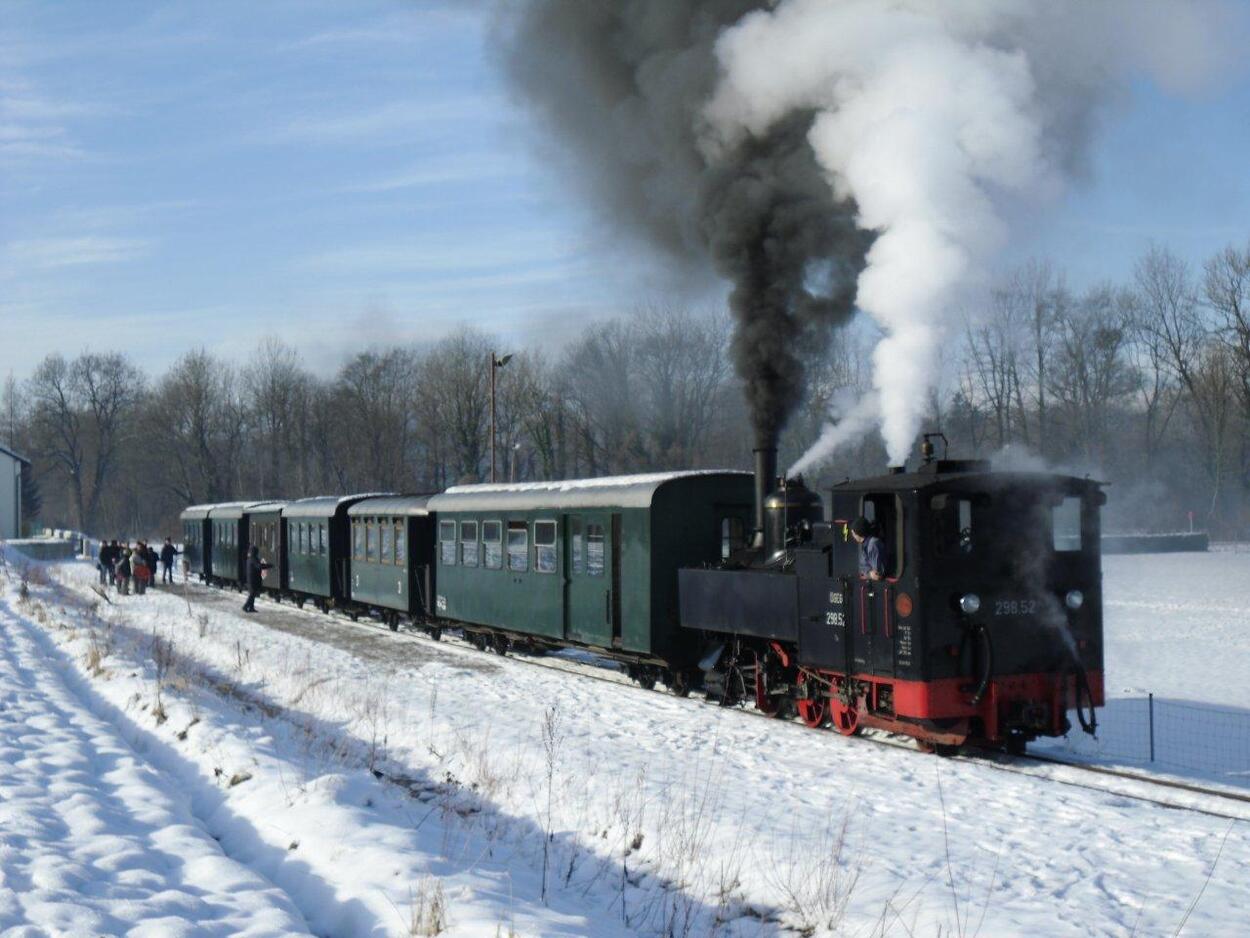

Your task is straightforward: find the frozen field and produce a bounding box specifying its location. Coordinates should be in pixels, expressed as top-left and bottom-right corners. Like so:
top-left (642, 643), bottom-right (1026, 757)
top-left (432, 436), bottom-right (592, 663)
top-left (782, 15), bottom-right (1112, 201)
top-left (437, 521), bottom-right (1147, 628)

top-left (0, 549), bottom-right (1246, 936)
top-left (1102, 546), bottom-right (1250, 707)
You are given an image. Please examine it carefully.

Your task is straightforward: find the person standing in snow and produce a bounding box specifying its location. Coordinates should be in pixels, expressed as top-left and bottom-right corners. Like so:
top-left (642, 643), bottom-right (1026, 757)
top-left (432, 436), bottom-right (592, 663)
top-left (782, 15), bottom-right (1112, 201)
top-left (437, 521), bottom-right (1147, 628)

top-left (159, 537), bottom-right (178, 584)
top-left (115, 547), bottom-right (132, 595)
top-left (242, 544), bottom-right (270, 613)
top-left (132, 543), bottom-right (149, 595)
top-left (96, 540), bottom-right (111, 586)
top-left (850, 516), bottom-right (885, 581)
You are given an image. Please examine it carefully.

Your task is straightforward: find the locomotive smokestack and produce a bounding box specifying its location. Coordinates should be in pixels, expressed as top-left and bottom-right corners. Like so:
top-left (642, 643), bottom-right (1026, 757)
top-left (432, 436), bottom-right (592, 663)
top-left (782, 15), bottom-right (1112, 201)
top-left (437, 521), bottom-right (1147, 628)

top-left (753, 445), bottom-right (778, 539)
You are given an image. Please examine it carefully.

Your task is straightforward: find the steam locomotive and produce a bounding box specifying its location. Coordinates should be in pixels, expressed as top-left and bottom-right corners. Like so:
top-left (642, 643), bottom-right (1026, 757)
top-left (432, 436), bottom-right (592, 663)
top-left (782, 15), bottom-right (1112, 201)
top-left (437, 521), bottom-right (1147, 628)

top-left (182, 437), bottom-right (1103, 753)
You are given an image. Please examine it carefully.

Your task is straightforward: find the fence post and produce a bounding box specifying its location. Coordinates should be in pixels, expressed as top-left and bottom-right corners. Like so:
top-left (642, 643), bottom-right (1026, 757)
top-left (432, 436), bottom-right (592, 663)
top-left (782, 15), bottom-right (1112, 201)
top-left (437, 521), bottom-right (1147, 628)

top-left (1148, 693), bottom-right (1155, 763)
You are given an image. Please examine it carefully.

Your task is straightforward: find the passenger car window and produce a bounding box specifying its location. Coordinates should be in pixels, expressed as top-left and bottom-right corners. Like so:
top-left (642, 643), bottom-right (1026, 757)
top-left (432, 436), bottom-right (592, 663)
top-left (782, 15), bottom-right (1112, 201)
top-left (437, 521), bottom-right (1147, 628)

top-left (439, 521), bottom-right (456, 565)
top-left (571, 516), bottom-right (584, 575)
top-left (381, 520), bottom-right (393, 565)
top-left (319, 523), bottom-right (327, 556)
top-left (483, 521), bottom-right (502, 569)
top-left (366, 520), bottom-right (377, 562)
top-left (394, 523), bottom-right (405, 564)
top-left (534, 521), bottom-right (557, 573)
top-left (507, 521), bottom-right (528, 572)
top-left (460, 521), bottom-right (479, 568)
top-left (586, 523), bottom-right (605, 577)
top-left (354, 521), bottom-right (365, 561)
top-left (1053, 497), bottom-right (1082, 552)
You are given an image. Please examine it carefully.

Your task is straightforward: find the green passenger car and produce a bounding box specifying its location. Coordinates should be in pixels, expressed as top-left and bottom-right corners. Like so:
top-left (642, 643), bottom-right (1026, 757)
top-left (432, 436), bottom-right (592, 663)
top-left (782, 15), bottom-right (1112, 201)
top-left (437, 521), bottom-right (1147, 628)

top-left (426, 472), bottom-right (752, 674)
top-left (345, 496), bottom-right (437, 628)
top-left (208, 502), bottom-right (258, 586)
top-left (180, 504), bottom-right (215, 579)
top-left (282, 495), bottom-right (378, 608)
top-left (243, 502), bottom-right (287, 595)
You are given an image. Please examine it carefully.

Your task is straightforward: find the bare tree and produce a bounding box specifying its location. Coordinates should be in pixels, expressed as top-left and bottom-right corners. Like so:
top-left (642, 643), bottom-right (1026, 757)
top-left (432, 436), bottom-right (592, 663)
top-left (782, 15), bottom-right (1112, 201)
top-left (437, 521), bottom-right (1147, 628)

top-left (26, 352), bottom-right (143, 532)
top-left (243, 337), bottom-right (311, 498)
top-left (1047, 285), bottom-right (1136, 464)
top-left (330, 349), bottom-right (419, 491)
top-left (634, 306), bottom-right (731, 467)
top-left (145, 349), bottom-right (241, 505)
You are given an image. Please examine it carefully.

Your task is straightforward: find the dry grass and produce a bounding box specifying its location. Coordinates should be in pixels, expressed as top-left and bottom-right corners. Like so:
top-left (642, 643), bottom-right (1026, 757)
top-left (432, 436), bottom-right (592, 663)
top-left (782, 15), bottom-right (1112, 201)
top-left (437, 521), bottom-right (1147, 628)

top-left (407, 877), bottom-right (449, 936)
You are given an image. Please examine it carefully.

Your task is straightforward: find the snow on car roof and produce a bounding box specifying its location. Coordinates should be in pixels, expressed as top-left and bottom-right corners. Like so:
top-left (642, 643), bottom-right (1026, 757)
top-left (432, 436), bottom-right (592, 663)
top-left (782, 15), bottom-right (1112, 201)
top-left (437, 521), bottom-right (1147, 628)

top-left (281, 493), bottom-right (393, 519)
top-left (429, 470), bottom-right (751, 511)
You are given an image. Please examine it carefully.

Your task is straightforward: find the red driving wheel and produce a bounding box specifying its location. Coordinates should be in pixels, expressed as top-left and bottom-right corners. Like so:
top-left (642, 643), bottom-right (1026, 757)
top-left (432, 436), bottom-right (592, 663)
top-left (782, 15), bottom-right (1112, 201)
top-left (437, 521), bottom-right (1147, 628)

top-left (829, 696), bottom-right (861, 736)
top-left (754, 653), bottom-right (781, 717)
top-left (800, 670), bottom-right (830, 730)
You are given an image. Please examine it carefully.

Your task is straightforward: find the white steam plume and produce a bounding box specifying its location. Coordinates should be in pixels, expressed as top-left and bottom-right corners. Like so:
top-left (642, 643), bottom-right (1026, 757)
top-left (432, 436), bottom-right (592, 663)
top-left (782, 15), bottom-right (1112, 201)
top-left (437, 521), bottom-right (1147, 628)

top-left (703, 0), bottom-right (1240, 469)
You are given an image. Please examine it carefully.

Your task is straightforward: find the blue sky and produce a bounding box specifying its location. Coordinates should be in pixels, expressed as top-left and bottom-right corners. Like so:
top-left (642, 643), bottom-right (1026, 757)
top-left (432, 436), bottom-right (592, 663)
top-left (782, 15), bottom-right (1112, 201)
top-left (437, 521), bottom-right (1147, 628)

top-left (3, 1), bottom-right (1249, 382)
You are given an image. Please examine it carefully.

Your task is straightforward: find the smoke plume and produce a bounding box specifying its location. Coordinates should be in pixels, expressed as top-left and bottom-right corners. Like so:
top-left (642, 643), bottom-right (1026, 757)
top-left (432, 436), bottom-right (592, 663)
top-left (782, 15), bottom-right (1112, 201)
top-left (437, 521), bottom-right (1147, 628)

top-left (499, 1), bottom-right (1239, 465)
top-left (497, 1), bottom-right (870, 449)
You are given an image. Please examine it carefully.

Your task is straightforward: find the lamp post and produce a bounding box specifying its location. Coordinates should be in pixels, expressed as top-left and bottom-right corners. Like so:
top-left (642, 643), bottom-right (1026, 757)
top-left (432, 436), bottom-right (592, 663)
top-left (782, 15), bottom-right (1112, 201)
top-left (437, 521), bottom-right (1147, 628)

top-left (490, 351), bottom-right (513, 483)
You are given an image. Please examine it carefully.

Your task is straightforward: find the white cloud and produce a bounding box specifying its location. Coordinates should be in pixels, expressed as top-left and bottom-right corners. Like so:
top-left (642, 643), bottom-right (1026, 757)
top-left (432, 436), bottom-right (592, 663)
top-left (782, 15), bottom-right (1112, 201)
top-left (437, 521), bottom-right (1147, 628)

top-left (344, 154), bottom-right (522, 193)
top-left (260, 96), bottom-right (502, 145)
top-left (1, 236), bottom-right (150, 273)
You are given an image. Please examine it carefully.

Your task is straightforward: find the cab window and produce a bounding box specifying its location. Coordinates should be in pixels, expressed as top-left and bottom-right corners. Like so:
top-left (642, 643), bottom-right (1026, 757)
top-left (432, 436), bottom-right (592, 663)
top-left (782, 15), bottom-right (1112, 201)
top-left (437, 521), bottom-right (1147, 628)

top-left (1053, 497), bottom-right (1083, 552)
top-left (861, 493), bottom-right (903, 578)
top-left (931, 494), bottom-right (974, 557)
top-left (721, 517), bottom-right (746, 560)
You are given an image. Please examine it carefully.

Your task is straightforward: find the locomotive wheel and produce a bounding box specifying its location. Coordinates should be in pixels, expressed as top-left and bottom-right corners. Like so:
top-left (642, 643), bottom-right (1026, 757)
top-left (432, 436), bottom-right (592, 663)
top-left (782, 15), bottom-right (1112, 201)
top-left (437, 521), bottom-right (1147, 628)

top-left (796, 696), bottom-right (828, 729)
top-left (800, 670), bottom-right (830, 730)
top-left (638, 673), bottom-right (656, 691)
top-left (829, 698), bottom-right (861, 736)
top-left (753, 655), bottom-right (781, 717)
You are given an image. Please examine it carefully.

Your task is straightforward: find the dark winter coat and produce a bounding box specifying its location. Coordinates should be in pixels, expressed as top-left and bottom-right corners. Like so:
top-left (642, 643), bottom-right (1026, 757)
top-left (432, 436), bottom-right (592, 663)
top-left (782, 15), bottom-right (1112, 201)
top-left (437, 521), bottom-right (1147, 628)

top-left (160, 543), bottom-right (178, 565)
top-left (117, 553), bottom-right (131, 577)
top-left (247, 552), bottom-right (271, 591)
top-left (98, 543), bottom-right (112, 567)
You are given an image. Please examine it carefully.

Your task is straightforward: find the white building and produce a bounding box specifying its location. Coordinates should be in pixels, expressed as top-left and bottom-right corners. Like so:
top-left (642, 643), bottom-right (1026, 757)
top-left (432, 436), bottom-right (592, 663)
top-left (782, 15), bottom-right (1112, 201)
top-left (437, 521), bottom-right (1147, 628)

top-left (0, 444), bottom-right (30, 540)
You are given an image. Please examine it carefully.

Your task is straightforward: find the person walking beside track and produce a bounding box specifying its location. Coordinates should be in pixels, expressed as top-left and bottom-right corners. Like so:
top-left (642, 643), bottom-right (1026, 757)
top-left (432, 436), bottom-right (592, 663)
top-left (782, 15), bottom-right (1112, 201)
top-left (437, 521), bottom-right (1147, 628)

top-left (159, 537), bottom-right (178, 584)
top-left (242, 544), bottom-right (270, 613)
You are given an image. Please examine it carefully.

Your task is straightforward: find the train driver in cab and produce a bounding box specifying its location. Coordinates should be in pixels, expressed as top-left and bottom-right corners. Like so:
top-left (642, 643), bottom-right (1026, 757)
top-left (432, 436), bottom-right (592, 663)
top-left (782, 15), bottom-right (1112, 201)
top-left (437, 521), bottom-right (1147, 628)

top-left (850, 516), bottom-right (885, 581)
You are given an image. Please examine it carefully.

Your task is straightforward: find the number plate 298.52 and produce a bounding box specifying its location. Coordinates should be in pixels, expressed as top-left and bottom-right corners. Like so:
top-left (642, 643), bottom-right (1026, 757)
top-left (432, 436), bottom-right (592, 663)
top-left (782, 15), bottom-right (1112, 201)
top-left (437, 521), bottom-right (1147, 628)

top-left (994, 598), bottom-right (1038, 616)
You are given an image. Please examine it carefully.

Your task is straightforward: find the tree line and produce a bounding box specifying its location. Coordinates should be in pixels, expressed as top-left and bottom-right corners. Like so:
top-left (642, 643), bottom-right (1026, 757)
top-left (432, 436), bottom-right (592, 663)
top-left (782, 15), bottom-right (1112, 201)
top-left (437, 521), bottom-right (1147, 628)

top-left (3, 241), bottom-right (1249, 540)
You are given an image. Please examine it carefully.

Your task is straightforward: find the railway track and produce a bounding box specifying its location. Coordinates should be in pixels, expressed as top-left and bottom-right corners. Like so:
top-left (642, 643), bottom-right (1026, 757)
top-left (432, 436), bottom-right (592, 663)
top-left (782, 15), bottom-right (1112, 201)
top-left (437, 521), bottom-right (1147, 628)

top-left (89, 575), bottom-right (1250, 824)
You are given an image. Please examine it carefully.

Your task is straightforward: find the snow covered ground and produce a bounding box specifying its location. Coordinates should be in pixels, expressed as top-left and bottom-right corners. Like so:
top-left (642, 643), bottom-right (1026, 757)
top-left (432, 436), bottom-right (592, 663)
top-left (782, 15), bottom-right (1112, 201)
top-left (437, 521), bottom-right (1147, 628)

top-left (0, 549), bottom-right (1248, 936)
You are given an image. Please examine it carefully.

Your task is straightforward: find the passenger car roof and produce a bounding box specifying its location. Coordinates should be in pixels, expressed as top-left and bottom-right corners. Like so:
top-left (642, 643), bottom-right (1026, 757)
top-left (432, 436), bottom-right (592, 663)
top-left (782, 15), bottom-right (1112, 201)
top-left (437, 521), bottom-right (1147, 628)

top-left (347, 495), bottom-right (434, 518)
top-left (281, 494), bottom-right (391, 520)
top-left (428, 470), bottom-right (751, 512)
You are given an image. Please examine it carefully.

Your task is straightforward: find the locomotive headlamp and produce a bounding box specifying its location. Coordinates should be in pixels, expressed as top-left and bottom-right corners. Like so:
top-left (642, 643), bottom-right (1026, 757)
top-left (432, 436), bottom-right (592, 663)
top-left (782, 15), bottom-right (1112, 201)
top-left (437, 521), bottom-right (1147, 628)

top-left (1065, 590), bottom-right (1084, 611)
top-left (959, 593), bottom-right (981, 615)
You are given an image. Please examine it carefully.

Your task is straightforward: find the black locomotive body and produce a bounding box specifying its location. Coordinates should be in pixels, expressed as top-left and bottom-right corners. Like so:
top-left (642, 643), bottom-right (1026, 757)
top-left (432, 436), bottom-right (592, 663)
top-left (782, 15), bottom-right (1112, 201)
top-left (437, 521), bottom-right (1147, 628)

top-left (679, 447), bottom-right (1105, 751)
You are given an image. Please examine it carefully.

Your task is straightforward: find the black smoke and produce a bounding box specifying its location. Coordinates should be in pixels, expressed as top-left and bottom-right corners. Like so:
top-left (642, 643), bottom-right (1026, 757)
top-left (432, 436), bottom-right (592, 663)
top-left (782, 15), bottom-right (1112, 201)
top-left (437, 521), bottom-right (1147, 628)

top-left (497, 0), bottom-right (871, 448)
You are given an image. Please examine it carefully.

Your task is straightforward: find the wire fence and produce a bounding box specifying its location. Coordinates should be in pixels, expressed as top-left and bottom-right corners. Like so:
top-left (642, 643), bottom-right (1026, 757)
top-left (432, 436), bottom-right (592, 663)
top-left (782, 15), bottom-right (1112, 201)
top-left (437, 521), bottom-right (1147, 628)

top-left (1038, 695), bottom-right (1250, 788)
